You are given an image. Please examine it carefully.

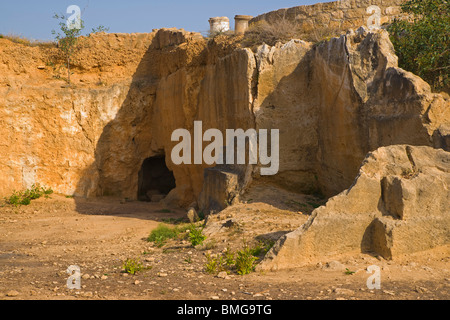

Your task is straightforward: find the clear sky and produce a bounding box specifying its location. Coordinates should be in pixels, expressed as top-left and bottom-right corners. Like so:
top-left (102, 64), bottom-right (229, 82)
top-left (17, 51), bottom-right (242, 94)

top-left (0, 0), bottom-right (320, 41)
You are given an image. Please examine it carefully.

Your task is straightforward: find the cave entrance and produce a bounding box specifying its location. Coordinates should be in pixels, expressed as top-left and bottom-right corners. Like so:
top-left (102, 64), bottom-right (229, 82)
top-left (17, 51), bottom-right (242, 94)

top-left (138, 156), bottom-right (176, 202)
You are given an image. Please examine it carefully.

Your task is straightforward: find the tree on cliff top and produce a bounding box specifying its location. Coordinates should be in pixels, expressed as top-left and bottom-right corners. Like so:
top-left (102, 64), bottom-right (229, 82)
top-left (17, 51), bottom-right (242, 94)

top-left (52, 13), bottom-right (85, 86)
top-left (51, 11), bottom-right (109, 86)
top-left (388, 0), bottom-right (449, 93)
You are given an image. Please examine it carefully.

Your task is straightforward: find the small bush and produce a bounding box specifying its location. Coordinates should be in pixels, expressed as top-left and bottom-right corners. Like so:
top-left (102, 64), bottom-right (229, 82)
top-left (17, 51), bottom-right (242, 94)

top-left (224, 247), bottom-right (236, 266)
top-left (4, 184), bottom-right (53, 207)
top-left (147, 223), bottom-right (206, 247)
top-left (205, 254), bottom-right (227, 275)
top-left (147, 224), bottom-right (179, 247)
top-left (345, 268), bottom-right (356, 275)
top-left (235, 246), bottom-right (259, 275)
top-left (122, 258), bottom-right (143, 275)
top-left (203, 242), bottom-right (270, 276)
top-left (188, 224), bottom-right (207, 246)
top-left (388, 0), bottom-right (450, 93)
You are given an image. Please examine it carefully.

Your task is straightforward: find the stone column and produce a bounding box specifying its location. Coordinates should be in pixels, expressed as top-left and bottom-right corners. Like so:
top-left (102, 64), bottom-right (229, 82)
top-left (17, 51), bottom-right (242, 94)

top-left (209, 17), bottom-right (230, 34)
top-left (234, 15), bottom-right (253, 35)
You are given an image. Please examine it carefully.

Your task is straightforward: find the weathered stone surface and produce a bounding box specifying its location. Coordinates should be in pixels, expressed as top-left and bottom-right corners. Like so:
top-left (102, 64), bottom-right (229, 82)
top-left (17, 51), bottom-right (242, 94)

top-left (0, 26), bottom-right (448, 214)
top-left (250, 0), bottom-right (408, 34)
top-left (0, 3), bottom-right (448, 269)
top-left (187, 207), bottom-right (200, 223)
top-left (251, 27), bottom-right (450, 198)
top-left (198, 167), bottom-right (241, 215)
top-left (258, 145), bottom-right (450, 271)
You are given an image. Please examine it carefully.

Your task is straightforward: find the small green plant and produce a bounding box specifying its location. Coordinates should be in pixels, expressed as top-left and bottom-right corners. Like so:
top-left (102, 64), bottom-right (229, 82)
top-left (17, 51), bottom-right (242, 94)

top-left (235, 246), bottom-right (259, 275)
top-left (224, 247), bottom-right (236, 267)
top-left (122, 258), bottom-right (143, 275)
top-left (188, 224), bottom-right (207, 246)
top-left (345, 268), bottom-right (356, 275)
top-left (89, 25), bottom-right (110, 35)
top-left (203, 240), bottom-right (270, 276)
top-left (4, 184), bottom-right (53, 207)
top-left (205, 241), bottom-right (262, 275)
top-left (147, 223), bottom-right (197, 247)
top-left (204, 254), bottom-right (227, 275)
top-left (147, 224), bottom-right (179, 247)
top-left (184, 256), bottom-right (193, 264)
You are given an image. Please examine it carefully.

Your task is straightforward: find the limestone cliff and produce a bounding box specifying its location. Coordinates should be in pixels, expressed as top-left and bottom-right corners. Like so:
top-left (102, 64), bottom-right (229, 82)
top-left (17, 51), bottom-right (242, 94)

top-left (258, 145), bottom-right (450, 270)
top-left (250, 0), bottom-right (407, 35)
top-left (1, 27), bottom-right (448, 210)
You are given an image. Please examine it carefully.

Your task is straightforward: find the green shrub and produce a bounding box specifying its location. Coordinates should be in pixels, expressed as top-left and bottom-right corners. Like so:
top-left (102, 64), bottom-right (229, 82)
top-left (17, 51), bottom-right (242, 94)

top-left (224, 247), bottom-right (236, 266)
top-left (388, 0), bottom-right (450, 93)
top-left (147, 224), bottom-right (179, 247)
top-left (235, 246), bottom-right (259, 275)
top-left (204, 254), bottom-right (227, 275)
top-left (122, 258), bottom-right (143, 275)
top-left (147, 223), bottom-right (205, 247)
top-left (188, 224), bottom-right (206, 246)
top-left (203, 242), bottom-right (270, 276)
top-left (4, 184), bottom-right (53, 207)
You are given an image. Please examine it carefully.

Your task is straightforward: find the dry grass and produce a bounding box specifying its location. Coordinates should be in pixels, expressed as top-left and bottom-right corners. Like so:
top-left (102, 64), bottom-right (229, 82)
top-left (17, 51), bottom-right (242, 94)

top-left (240, 16), bottom-right (343, 48)
top-left (0, 33), bottom-right (56, 48)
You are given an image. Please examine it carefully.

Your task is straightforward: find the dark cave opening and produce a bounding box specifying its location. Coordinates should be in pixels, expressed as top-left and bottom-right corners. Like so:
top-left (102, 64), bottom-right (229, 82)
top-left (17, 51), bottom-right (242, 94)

top-left (138, 156), bottom-right (176, 202)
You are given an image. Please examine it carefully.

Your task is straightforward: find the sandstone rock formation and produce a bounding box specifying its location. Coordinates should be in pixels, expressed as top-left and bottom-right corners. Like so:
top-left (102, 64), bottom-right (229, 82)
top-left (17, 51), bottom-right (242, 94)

top-left (258, 145), bottom-right (450, 271)
top-left (1, 1), bottom-right (449, 270)
top-left (250, 0), bottom-right (407, 36)
top-left (250, 27), bottom-right (450, 198)
top-left (0, 26), bottom-right (448, 212)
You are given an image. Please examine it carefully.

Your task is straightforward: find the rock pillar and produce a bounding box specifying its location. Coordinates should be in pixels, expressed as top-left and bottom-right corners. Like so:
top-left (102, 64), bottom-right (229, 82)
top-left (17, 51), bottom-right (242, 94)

top-left (209, 17), bottom-right (230, 34)
top-left (234, 15), bottom-right (253, 34)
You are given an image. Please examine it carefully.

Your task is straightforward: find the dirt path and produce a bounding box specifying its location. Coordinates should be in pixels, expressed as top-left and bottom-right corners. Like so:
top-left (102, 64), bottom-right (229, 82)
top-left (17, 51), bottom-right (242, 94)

top-left (0, 194), bottom-right (449, 300)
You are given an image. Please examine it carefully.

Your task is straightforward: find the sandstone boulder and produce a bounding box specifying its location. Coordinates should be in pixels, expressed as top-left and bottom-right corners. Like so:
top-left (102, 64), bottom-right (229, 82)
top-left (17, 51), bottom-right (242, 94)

top-left (258, 145), bottom-right (450, 271)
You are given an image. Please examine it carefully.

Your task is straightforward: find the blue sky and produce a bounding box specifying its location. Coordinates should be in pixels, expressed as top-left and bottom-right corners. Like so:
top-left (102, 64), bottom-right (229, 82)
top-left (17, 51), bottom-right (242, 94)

top-left (0, 0), bottom-right (319, 41)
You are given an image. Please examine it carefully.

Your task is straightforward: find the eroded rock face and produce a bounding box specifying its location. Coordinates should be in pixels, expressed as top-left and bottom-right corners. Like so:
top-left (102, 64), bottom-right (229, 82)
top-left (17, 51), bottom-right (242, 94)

top-left (250, 0), bottom-right (407, 36)
top-left (250, 27), bottom-right (450, 198)
top-left (0, 27), bottom-right (449, 212)
top-left (258, 145), bottom-right (450, 271)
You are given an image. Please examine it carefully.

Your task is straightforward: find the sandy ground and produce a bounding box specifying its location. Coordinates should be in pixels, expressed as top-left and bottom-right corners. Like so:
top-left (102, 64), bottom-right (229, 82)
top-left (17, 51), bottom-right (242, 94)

top-left (0, 193), bottom-right (449, 301)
